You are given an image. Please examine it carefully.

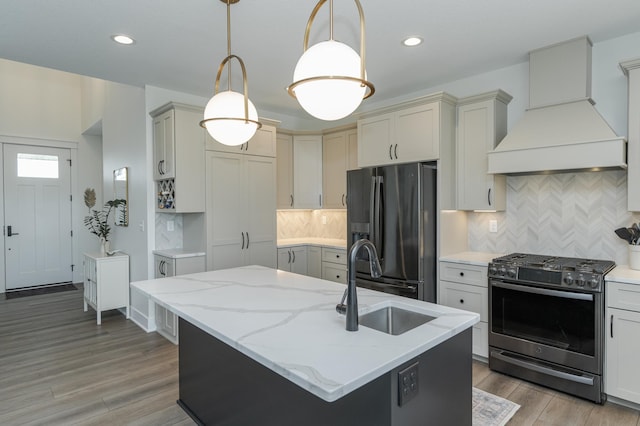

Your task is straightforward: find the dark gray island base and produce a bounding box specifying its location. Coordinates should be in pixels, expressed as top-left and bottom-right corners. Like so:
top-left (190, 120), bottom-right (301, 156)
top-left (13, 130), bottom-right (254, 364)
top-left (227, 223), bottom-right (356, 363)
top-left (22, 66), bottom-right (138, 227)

top-left (177, 319), bottom-right (472, 426)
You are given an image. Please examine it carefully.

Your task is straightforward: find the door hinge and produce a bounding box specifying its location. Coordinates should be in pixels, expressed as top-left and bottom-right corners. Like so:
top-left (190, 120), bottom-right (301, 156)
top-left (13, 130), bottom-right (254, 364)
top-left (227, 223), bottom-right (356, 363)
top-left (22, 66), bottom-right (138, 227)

top-left (71, 264), bottom-right (75, 271)
top-left (67, 159), bottom-right (72, 166)
top-left (70, 230), bottom-right (73, 237)
top-left (70, 194), bottom-right (73, 202)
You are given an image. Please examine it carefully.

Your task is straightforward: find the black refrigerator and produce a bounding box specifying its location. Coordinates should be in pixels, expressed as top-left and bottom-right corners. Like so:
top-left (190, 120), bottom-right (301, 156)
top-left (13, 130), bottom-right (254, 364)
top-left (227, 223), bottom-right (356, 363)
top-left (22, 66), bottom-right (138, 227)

top-left (347, 162), bottom-right (437, 302)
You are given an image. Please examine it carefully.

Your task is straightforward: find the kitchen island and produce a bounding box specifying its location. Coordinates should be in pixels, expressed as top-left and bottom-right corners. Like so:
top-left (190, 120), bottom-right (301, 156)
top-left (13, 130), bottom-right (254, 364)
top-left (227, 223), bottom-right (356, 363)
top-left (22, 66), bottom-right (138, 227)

top-left (131, 265), bottom-right (479, 426)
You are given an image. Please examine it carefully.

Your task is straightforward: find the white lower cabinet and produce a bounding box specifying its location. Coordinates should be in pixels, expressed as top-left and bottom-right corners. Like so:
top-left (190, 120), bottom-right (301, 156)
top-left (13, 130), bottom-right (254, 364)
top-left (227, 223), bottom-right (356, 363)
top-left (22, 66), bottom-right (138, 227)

top-left (83, 253), bottom-right (130, 325)
top-left (605, 280), bottom-right (640, 404)
top-left (277, 246), bottom-right (308, 275)
top-left (153, 253), bottom-right (206, 344)
top-left (307, 246), bottom-right (322, 279)
top-left (321, 248), bottom-right (347, 284)
top-left (439, 261), bottom-right (488, 357)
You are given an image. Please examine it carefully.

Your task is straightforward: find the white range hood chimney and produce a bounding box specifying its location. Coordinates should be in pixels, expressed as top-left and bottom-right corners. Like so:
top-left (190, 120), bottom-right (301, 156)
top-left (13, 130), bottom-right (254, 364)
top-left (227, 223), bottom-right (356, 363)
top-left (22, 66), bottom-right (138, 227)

top-left (487, 36), bottom-right (626, 175)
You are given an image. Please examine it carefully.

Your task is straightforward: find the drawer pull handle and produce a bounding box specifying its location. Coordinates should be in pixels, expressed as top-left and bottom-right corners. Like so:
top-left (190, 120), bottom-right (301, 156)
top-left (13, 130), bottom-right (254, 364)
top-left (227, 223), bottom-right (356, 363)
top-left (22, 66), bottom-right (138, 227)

top-left (611, 314), bottom-right (614, 338)
top-left (336, 275), bottom-right (340, 279)
top-left (336, 255), bottom-right (340, 258)
top-left (459, 272), bottom-right (464, 277)
top-left (460, 299), bottom-right (464, 304)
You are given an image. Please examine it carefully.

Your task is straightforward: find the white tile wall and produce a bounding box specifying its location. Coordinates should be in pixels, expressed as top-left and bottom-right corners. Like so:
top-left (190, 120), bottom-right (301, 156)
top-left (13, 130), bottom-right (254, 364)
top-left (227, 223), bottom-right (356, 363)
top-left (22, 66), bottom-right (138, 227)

top-left (155, 213), bottom-right (183, 250)
top-left (277, 210), bottom-right (347, 240)
top-left (468, 170), bottom-right (640, 265)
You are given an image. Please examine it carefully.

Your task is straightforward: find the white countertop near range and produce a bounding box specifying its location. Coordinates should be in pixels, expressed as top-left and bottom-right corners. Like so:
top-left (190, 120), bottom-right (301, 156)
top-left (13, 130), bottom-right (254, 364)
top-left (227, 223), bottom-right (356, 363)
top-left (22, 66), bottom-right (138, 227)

top-left (606, 265), bottom-right (640, 285)
top-left (277, 238), bottom-right (347, 249)
top-left (439, 251), bottom-right (504, 266)
top-left (152, 248), bottom-right (206, 259)
top-left (130, 265), bottom-right (478, 402)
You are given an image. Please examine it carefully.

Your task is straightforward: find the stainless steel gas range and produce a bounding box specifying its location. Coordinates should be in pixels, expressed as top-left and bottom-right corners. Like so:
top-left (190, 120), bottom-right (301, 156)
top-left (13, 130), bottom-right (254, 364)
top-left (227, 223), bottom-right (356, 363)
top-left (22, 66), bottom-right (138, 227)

top-left (488, 253), bottom-right (615, 403)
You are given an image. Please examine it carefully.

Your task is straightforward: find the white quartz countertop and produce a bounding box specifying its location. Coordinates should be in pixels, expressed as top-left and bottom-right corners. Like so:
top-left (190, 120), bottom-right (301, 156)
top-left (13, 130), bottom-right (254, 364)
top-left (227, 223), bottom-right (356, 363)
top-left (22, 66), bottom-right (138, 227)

top-left (606, 265), bottom-right (640, 285)
top-left (439, 251), bottom-right (504, 266)
top-left (130, 265), bottom-right (478, 402)
top-left (277, 238), bottom-right (347, 250)
top-left (152, 248), bottom-right (206, 259)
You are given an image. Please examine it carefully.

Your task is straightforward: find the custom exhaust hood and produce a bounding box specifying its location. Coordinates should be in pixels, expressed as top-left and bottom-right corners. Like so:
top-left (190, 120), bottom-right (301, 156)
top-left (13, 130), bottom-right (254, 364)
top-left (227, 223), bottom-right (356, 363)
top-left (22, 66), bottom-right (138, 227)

top-left (487, 36), bottom-right (626, 175)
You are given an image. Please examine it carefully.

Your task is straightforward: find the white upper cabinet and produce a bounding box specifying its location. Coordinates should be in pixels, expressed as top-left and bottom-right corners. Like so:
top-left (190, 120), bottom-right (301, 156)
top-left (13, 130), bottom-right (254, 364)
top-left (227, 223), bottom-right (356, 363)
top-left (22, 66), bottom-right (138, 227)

top-left (621, 58), bottom-right (640, 211)
top-left (206, 121), bottom-right (277, 158)
top-left (456, 90), bottom-right (512, 211)
top-left (357, 93), bottom-right (456, 168)
top-left (276, 133), bottom-right (294, 209)
top-left (292, 135), bottom-right (323, 209)
top-left (150, 102), bottom-right (205, 213)
top-left (322, 128), bottom-right (357, 209)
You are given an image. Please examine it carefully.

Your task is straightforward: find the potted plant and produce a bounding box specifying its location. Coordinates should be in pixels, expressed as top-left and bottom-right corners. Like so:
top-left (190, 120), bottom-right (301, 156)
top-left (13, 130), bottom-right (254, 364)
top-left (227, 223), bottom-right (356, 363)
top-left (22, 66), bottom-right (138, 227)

top-left (83, 188), bottom-right (126, 255)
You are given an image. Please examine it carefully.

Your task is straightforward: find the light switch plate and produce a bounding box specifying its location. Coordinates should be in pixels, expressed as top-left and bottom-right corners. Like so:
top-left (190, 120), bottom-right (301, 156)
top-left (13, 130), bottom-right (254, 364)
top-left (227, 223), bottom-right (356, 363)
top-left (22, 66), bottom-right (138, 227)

top-left (489, 220), bottom-right (498, 233)
top-left (398, 362), bottom-right (419, 406)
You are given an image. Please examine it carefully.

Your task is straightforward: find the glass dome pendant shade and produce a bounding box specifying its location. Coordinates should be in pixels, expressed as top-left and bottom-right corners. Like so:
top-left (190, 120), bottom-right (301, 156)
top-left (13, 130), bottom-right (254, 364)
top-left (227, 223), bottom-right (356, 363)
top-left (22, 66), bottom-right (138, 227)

top-left (287, 0), bottom-right (375, 121)
top-left (200, 0), bottom-right (261, 146)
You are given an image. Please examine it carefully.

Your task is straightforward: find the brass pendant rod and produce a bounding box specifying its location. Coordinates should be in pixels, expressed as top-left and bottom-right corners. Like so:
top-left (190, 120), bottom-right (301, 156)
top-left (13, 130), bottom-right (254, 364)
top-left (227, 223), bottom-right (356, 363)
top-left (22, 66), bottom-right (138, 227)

top-left (226, 0), bottom-right (232, 91)
top-left (329, 0), bottom-right (334, 41)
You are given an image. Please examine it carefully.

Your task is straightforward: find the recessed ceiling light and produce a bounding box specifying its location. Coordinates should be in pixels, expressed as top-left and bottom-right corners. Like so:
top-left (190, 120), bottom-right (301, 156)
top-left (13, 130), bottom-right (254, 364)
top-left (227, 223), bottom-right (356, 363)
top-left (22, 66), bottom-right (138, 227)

top-left (402, 36), bottom-right (423, 47)
top-left (111, 34), bottom-right (135, 45)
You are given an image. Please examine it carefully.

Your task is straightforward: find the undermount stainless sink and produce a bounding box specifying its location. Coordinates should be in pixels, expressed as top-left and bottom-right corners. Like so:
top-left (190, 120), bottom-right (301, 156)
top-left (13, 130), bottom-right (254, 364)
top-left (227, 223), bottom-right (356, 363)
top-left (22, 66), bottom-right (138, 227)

top-left (359, 306), bottom-right (435, 336)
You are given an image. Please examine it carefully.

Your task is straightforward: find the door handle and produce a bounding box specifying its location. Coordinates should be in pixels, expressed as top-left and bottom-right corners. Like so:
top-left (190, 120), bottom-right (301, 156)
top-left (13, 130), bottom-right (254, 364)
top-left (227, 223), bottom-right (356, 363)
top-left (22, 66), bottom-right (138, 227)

top-left (288, 250), bottom-right (292, 264)
top-left (7, 226), bottom-right (19, 236)
top-left (290, 194), bottom-right (294, 207)
top-left (292, 250), bottom-right (295, 263)
top-left (488, 188), bottom-right (492, 206)
top-left (394, 144), bottom-right (398, 159)
top-left (342, 194), bottom-right (345, 206)
top-left (388, 144), bottom-right (393, 160)
top-left (246, 232), bottom-right (250, 249)
top-left (241, 232), bottom-right (245, 250)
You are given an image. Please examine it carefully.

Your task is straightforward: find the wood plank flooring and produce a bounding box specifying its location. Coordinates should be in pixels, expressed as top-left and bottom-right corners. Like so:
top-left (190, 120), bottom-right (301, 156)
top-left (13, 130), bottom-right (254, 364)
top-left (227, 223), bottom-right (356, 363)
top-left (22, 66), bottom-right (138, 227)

top-left (1, 287), bottom-right (639, 425)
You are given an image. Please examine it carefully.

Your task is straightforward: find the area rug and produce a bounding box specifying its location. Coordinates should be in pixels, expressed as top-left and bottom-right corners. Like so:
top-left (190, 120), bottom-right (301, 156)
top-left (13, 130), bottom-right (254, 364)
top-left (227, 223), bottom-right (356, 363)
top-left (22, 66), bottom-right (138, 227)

top-left (473, 387), bottom-right (520, 426)
top-left (4, 283), bottom-right (78, 300)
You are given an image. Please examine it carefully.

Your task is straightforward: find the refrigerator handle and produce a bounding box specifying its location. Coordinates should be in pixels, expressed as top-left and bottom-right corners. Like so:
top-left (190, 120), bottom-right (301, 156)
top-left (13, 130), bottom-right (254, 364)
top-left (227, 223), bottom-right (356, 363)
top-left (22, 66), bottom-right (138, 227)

top-left (375, 176), bottom-right (384, 255)
top-left (369, 176), bottom-right (376, 245)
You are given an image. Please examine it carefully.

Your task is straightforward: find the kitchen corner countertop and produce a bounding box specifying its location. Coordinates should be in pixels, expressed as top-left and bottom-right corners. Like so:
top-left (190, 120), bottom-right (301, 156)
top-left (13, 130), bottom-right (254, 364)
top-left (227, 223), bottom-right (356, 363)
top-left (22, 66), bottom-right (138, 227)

top-left (152, 248), bottom-right (206, 259)
top-left (130, 265), bottom-right (478, 402)
top-left (277, 238), bottom-right (347, 250)
top-left (439, 251), bottom-right (504, 266)
top-left (606, 265), bottom-right (640, 285)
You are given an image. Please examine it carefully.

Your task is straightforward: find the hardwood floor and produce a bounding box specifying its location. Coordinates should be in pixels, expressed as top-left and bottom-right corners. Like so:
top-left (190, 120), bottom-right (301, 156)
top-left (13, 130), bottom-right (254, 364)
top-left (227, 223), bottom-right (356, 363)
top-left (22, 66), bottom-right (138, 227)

top-left (1, 287), bottom-right (639, 425)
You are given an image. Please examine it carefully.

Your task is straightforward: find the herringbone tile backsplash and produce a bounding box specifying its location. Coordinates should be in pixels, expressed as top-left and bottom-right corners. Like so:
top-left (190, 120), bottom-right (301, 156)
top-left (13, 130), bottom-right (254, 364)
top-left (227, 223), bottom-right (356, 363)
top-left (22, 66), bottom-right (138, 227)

top-left (468, 170), bottom-right (640, 265)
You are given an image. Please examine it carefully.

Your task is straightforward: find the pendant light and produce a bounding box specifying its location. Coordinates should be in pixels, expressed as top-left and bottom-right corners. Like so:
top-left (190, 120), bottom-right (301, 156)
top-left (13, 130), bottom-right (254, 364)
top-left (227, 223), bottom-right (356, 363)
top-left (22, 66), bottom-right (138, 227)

top-left (287, 0), bottom-right (375, 121)
top-left (200, 0), bottom-right (261, 146)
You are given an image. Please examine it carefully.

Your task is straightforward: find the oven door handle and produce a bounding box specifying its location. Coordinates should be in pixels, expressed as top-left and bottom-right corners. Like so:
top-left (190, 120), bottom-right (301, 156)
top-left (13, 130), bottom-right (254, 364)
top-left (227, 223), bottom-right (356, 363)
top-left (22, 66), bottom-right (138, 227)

top-left (491, 350), bottom-right (594, 386)
top-left (492, 281), bottom-right (594, 301)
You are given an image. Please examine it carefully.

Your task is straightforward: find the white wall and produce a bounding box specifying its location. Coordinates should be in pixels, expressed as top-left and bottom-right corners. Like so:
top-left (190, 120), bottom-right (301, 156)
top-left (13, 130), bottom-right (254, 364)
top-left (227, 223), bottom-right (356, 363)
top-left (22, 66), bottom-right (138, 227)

top-left (102, 81), bottom-right (149, 282)
top-left (0, 58), bottom-right (103, 289)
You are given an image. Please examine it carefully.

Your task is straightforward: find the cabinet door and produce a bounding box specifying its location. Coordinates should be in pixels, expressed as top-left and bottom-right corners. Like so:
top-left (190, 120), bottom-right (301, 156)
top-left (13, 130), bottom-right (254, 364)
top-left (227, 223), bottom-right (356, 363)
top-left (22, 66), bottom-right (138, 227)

top-left (153, 109), bottom-right (175, 180)
top-left (244, 125), bottom-right (276, 157)
top-left (358, 112), bottom-right (395, 167)
top-left (606, 307), bottom-right (640, 404)
top-left (346, 129), bottom-right (358, 171)
top-left (245, 155), bottom-right (276, 268)
top-left (206, 152), bottom-right (246, 270)
top-left (277, 248), bottom-right (292, 271)
top-left (293, 135), bottom-right (323, 209)
top-left (276, 133), bottom-right (294, 209)
top-left (396, 102), bottom-right (440, 161)
top-left (456, 99), bottom-right (506, 211)
top-left (290, 246), bottom-right (308, 275)
top-left (307, 246), bottom-right (322, 278)
top-left (174, 256), bottom-right (206, 276)
top-left (322, 132), bottom-right (348, 209)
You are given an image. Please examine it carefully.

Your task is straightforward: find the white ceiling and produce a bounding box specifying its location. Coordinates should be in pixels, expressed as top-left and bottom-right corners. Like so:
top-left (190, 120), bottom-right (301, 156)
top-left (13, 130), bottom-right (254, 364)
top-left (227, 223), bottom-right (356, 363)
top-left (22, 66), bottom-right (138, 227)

top-left (2, 0), bottom-right (640, 123)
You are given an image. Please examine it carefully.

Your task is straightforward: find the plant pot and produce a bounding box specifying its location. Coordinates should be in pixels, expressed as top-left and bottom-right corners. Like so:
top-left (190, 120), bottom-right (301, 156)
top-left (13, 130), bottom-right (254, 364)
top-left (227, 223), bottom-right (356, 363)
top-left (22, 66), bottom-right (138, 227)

top-left (629, 245), bottom-right (640, 270)
top-left (101, 239), bottom-right (111, 255)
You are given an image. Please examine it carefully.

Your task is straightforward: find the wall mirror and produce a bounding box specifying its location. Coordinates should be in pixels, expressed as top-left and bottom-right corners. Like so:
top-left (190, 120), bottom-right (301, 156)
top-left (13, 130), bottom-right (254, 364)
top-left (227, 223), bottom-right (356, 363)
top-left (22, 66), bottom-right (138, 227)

top-left (113, 167), bottom-right (129, 227)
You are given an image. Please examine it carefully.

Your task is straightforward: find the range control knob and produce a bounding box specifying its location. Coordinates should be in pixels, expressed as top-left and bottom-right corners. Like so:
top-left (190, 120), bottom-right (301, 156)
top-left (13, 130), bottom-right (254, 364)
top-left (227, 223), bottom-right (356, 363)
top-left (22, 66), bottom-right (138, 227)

top-left (564, 275), bottom-right (574, 285)
top-left (507, 268), bottom-right (517, 278)
top-left (499, 267), bottom-right (507, 276)
top-left (575, 278), bottom-right (585, 287)
top-left (589, 278), bottom-right (600, 289)
top-left (488, 266), bottom-right (498, 275)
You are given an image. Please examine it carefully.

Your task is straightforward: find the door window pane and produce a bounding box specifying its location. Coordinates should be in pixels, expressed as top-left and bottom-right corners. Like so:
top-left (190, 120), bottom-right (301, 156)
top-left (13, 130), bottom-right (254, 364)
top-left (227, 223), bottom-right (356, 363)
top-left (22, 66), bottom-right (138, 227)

top-left (17, 153), bottom-right (59, 178)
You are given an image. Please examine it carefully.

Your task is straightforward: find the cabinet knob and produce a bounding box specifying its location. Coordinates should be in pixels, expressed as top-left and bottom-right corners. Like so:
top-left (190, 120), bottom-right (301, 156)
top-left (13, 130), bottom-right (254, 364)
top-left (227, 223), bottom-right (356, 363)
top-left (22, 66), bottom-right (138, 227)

top-left (336, 275), bottom-right (341, 279)
top-left (460, 272), bottom-right (464, 277)
top-left (459, 299), bottom-right (464, 304)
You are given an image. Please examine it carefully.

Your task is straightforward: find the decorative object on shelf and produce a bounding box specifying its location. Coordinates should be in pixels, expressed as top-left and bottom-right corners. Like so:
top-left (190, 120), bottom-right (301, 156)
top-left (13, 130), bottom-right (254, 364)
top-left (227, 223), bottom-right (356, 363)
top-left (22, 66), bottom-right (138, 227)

top-left (287, 0), bottom-right (375, 121)
top-left (614, 223), bottom-right (640, 270)
top-left (83, 188), bottom-right (126, 256)
top-left (199, 0), bottom-right (262, 146)
top-left (113, 167), bottom-right (129, 227)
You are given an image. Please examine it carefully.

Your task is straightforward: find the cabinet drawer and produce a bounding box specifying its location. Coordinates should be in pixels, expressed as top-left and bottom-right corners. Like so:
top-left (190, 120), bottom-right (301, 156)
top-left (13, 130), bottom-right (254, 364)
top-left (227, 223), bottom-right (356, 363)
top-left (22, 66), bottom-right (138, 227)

top-left (322, 248), bottom-right (347, 265)
top-left (439, 261), bottom-right (487, 287)
top-left (607, 281), bottom-right (640, 311)
top-left (439, 280), bottom-right (488, 321)
top-left (472, 321), bottom-right (488, 358)
top-left (322, 264), bottom-right (347, 284)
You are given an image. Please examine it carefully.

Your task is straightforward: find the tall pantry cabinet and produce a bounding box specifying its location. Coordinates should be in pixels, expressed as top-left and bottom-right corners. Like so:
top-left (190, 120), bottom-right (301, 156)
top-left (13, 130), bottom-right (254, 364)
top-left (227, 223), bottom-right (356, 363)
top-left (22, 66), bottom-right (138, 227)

top-left (205, 123), bottom-right (278, 271)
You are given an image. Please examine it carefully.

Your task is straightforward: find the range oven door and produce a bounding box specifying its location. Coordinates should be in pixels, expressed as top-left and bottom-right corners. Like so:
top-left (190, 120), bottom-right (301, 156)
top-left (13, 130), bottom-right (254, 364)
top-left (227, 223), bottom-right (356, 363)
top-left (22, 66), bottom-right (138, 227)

top-left (489, 279), bottom-right (603, 375)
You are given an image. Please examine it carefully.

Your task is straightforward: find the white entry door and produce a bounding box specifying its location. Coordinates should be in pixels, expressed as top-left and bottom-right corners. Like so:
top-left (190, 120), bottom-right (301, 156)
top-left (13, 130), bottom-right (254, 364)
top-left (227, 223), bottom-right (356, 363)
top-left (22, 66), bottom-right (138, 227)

top-left (3, 144), bottom-right (73, 290)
